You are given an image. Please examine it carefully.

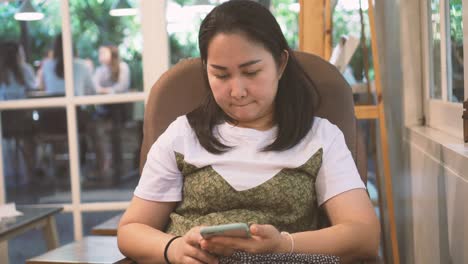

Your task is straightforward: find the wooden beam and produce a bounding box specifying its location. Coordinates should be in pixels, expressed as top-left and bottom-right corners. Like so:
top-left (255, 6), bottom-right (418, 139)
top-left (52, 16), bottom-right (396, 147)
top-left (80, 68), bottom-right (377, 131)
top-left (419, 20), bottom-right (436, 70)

top-left (355, 105), bottom-right (379, 119)
top-left (324, 0), bottom-right (332, 60)
top-left (299, 0), bottom-right (326, 58)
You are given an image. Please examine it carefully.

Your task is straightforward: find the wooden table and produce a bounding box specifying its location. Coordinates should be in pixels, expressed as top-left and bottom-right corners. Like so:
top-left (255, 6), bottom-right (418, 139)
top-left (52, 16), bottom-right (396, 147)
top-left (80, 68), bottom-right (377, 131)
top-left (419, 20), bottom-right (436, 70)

top-left (27, 236), bottom-right (134, 264)
top-left (26, 90), bottom-right (65, 98)
top-left (0, 206), bottom-right (62, 264)
top-left (0, 206), bottom-right (62, 248)
top-left (91, 214), bottom-right (122, 236)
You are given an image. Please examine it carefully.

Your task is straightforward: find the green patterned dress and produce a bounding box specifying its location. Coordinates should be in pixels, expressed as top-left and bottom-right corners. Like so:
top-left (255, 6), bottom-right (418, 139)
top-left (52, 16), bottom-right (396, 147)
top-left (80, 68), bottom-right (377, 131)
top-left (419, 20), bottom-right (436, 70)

top-left (166, 148), bottom-right (323, 235)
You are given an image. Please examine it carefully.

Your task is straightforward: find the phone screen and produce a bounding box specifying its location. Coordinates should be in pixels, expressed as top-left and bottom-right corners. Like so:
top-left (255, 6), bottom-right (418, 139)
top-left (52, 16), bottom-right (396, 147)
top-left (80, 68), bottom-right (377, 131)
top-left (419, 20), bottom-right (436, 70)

top-left (200, 223), bottom-right (251, 239)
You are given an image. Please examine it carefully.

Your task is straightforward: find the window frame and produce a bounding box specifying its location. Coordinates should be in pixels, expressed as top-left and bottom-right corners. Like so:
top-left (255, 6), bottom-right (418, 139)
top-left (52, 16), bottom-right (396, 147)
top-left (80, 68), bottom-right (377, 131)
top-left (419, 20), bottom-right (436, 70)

top-left (422, 0), bottom-right (466, 139)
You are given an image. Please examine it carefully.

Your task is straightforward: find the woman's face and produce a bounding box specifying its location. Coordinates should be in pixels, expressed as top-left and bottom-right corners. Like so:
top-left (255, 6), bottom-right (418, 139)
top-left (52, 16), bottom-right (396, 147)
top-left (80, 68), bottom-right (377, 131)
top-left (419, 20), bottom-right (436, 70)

top-left (98, 47), bottom-right (112, 65)
top-left (206, 32), bottom-right (287, 130)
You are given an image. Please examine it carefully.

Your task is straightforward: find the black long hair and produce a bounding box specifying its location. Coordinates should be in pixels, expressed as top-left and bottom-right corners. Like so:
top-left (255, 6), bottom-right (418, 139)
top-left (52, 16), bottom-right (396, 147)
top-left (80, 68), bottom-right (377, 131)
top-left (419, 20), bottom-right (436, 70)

top-left (187, 0), bottom-right (320, 154)
top-left (0, 41), bottom-right (25, 86)
top-left (53, 34), bottom-right (64, 79)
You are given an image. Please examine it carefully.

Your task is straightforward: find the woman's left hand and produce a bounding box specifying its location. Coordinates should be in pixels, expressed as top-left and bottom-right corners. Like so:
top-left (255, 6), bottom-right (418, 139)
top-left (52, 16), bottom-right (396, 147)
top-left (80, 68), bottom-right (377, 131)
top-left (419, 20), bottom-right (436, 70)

top-left (199, 224), bottom-right (291, 257)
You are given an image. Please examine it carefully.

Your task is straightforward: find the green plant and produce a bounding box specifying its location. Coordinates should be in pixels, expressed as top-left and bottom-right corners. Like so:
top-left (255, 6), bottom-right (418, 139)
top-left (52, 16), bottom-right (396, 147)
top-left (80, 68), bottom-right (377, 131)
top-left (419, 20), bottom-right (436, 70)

top-left (167, 0), bottom-right (299, 64)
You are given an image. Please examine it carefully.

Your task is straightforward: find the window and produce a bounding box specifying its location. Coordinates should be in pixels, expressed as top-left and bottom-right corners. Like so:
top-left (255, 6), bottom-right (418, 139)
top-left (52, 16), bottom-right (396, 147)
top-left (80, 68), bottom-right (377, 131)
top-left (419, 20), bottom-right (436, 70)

top-left (332, 0), bottom-right (375, 106)
top-left (69, 0), bottom-right (144, 202)
top-left (448, 0), bottom-right (464, 102)
top-left (0, 1), bottom-right (167, 251)
top-left (423, 0), bottom-right (467, 138)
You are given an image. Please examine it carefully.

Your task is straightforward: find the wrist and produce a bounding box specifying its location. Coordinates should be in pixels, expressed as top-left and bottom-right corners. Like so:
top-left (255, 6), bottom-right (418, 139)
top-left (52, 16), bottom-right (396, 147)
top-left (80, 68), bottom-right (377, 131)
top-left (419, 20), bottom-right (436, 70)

top-left (279, 231), bottom-right (294, 253)
top-left (164, 236), bottom-right (181, 264)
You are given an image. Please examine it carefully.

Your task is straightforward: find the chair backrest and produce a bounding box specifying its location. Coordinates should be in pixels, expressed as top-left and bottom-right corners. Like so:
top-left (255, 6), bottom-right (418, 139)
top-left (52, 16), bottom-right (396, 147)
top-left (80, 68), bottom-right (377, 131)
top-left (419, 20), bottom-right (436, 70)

top-left (140, 51), bottom-right (367, 183)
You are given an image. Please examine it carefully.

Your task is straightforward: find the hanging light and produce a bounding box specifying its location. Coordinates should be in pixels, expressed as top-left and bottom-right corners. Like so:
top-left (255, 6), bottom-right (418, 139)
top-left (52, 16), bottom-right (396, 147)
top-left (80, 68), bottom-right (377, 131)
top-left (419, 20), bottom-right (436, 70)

top-left (14, 0), bottom-right (44, 21)
top-left (109, 0), bottom-right (137, 17)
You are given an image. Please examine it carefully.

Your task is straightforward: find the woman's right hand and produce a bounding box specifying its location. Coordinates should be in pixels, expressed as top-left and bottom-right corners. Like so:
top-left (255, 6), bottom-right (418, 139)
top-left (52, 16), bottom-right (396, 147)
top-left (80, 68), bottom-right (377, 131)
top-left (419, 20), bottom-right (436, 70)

top-left (167, 226), bottom-right (219, 264)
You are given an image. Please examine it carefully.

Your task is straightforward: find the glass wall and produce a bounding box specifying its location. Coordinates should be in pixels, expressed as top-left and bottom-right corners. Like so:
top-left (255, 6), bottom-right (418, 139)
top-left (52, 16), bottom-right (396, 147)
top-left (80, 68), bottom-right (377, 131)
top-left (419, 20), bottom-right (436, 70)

top-left (1, 0), bottom-right (65, 208)
top-left (2, 108), bottom-right (71, 204)
top-left (0, 2), bottom-right (147, 259)
top-left (1, 0), bottom-right (144, 205)
top-left (78, 102), bottom-right (143, 202)
top-left (0, 0), bottom-right (303, 261)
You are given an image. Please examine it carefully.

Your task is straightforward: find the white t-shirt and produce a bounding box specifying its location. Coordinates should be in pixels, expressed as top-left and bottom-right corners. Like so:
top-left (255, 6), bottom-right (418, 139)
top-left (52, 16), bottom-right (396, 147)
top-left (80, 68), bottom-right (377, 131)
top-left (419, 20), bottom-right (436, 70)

top-left (135, 116), bottom-right (365, 206)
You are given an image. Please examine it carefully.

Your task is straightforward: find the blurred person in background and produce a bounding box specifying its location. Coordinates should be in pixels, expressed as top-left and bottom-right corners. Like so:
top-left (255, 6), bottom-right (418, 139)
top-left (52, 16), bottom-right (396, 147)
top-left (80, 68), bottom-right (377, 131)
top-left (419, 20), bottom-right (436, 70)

top-left (0, 41), bottom-right (36, 100)
top-left (36, 34), bottom-right (96, 183)
top-left (0, 41), bottom-right (38, 187)
top-left (93, 45), bottom-right (130, 94)
top-left (38, 33), bottom-right (95, 96)
top-left (86, 45), bottom-right (131, 182)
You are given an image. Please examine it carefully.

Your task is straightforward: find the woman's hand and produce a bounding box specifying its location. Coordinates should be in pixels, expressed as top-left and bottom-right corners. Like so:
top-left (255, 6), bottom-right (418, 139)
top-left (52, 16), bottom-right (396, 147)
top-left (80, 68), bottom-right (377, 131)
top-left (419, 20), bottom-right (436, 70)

top-left (167, 226), bottom-right (219, 264)
top-left (200, 224), bottom-right (291, 256)
top-left (96, 86), bottom-right (112, 94)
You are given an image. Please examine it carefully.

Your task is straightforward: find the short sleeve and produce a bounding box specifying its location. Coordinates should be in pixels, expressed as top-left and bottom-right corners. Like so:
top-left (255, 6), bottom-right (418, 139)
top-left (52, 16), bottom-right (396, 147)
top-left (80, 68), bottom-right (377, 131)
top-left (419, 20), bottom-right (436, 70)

top-left (134, 118), bottom-right (184, 202)
top-left (315, 126), bottom-right (366, 206)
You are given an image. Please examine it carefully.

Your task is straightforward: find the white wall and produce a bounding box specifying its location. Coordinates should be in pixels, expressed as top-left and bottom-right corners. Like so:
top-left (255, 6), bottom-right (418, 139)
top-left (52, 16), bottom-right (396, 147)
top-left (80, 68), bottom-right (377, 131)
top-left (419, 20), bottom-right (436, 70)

top-left (406, 128), bottom-right (468, 263)
top-left (400, 0), bottom-right (468, 263)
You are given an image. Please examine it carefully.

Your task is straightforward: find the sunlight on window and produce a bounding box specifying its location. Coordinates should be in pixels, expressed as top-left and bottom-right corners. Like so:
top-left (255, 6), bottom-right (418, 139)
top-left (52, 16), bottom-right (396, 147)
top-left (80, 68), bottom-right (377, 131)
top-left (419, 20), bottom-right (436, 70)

top-left (166, 0), bottom-right (299, 65)
top-left (430, 0), bottom-right (442, 99)
top-left (448, 0), bottom-right (464, 102)
top-left (336, 0), bottom-right (368, 11)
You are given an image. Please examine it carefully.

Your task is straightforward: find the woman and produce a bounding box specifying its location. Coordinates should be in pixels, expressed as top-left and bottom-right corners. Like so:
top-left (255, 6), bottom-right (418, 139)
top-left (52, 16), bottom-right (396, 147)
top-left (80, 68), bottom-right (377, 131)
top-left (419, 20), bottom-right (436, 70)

top-left (93, 45), bottom-right (130, 94)
top-left (118, 1), bottom-right (380, 263)
top-left (39, 34), bottom-right (95, 96)
top-left (88, 45), bottom-right (130, 179)
top-left (0, 41), bottom-right (36, 100)
top-left (0, 41), bottom-right (37, 186)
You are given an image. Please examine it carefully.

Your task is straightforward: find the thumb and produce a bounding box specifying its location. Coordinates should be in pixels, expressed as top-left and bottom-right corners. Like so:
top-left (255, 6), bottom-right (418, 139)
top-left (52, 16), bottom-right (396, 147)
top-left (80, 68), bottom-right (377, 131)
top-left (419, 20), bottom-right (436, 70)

top-left (250, 224), bottom-right (268, 238)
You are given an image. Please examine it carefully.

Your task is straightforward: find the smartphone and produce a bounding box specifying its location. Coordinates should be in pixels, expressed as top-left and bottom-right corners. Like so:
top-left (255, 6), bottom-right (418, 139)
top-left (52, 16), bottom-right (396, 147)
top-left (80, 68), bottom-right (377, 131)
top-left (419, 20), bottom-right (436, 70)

top-left (200, 223), bottom-right (251, 239)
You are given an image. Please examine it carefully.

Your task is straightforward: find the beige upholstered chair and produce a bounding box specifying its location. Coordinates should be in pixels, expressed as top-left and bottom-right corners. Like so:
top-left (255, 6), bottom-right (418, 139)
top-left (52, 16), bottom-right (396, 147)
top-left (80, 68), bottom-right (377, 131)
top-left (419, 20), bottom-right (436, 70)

top-left (137, 51), bottom-right (375, 263)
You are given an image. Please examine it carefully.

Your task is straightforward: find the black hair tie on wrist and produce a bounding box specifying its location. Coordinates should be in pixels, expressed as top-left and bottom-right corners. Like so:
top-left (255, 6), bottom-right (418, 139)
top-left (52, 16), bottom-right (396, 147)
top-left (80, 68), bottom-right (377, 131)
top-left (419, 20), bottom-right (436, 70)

top-left (164, 236), bottom-right (182, 264)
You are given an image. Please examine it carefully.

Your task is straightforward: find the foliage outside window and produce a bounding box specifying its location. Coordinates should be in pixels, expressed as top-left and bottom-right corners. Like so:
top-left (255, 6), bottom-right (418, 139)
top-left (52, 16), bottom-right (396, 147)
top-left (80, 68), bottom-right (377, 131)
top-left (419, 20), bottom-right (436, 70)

top-left (448, 0), bottom-right (464, 102)
top-left (0, 0), bottom-right (143, 91)
top-left (0, 0), bottom-right (61, 66)
top-left (270, 0), bottom-right (299, 50)
top-left (167, 0), bottom-right (299, 65)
